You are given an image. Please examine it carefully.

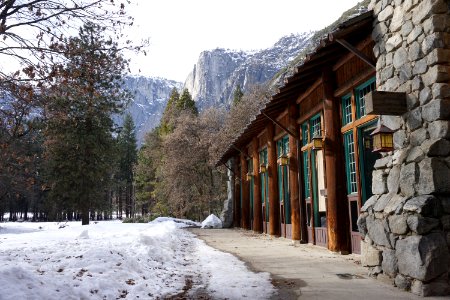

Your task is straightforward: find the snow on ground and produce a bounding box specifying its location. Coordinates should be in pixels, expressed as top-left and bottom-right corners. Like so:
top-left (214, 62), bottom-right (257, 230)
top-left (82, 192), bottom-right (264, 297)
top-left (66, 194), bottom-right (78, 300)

top-left (0, 219), bottom-right (275, 299)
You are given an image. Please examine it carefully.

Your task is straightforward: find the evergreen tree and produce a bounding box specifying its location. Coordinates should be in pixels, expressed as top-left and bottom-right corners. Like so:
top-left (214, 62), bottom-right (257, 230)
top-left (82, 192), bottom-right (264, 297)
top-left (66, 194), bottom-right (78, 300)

top-left (44, 22), bottom-right (130, 225)
top-left (159, 88), bottom-right (179, 136)
top-left (233, 84), bottom-right (244, 106)
top-left (177, 88), bottom-right (198, 115)
top-left (116, 114), bottom-right (137, 218)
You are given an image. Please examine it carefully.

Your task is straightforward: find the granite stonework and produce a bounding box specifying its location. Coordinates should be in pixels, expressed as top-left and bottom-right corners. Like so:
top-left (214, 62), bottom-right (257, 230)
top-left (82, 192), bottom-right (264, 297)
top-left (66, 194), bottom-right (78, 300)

top-left (358, 0), bottom-right (450, 296)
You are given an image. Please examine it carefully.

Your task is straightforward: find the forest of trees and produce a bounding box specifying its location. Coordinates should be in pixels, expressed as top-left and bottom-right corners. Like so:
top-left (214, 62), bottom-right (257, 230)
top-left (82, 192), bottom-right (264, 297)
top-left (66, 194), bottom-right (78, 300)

top-left (0, 1), bottom-right (272, 224)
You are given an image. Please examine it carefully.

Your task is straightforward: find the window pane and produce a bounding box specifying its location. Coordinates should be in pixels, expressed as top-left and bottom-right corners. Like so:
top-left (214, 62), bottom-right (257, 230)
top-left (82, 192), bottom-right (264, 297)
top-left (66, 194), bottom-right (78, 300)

top-left (344, 132), bottom-right (358, 194)
top-left (355, 78), bottom-right (376, 119)
top-left (342, 94), bottom-right (352, 126)
top-left (310, 115), bottom-right (321, 138)
top-left (303, 151), bottom-right (310, 198)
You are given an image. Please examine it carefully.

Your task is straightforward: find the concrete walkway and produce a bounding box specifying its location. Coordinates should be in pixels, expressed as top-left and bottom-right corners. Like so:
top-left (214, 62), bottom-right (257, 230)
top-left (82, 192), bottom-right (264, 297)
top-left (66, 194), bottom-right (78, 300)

top-left (188, 228), bottom-right (443, 300)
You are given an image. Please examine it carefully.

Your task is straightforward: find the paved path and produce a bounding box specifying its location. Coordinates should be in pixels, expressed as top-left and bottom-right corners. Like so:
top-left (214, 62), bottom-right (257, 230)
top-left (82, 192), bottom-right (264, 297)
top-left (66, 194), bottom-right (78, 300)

top-left (188, 228), bottom-right (443, 300)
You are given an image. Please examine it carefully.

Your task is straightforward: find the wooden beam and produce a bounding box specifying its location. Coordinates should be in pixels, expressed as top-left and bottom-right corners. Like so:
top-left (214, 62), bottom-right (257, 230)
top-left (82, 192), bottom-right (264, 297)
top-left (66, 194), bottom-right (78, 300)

top-left (288, 104), bottom-right (301, 242)
top-left (240, 153), bottom-right (251, 230)
top-left (323, 70), bottom-right (351, 253)
top-left (252, 138), bottom-right (263, 233)
top-left (267, 123), bottom-right (280, 237)
top-left (365, 91), bottom-right (407, 116)
top-left (232, 145), bottom-right (251, 159)
top-left (335, 38), bottom-right (376, 69)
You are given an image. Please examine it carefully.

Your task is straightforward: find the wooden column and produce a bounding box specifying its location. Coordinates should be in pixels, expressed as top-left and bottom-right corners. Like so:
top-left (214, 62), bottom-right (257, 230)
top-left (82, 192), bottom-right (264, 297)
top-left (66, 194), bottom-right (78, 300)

top-left (233, 156), bottom-right (241, 228)
top-left (267, 123), bottom-right (280, 236)
top-left (240, 152), bottom-right (251, 230)
top-left (288, 104), bottom-right (301, 241)
top-left (252, 138), bottom-right (263, 233)
top-left (323, 71), bottom-right (351, 253)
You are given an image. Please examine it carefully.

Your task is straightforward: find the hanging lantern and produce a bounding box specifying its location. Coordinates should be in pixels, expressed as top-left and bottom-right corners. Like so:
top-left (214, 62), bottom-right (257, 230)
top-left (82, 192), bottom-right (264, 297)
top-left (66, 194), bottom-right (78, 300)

top-left (371, 120), bottom-right (394, 152)
top-left (259, 164), bottom-right (267, 173)
top-left (246, 172), bottom-right (253, 181)
top-left (277, 154), bottom-right (289, 166)
top-left (312, 135), bottom-right (323, 150)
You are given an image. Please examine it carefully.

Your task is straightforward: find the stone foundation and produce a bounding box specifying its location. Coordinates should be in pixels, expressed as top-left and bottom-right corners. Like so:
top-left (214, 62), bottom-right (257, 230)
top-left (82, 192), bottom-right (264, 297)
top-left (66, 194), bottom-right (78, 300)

top-left (358, 0), bottom-right (450, 296)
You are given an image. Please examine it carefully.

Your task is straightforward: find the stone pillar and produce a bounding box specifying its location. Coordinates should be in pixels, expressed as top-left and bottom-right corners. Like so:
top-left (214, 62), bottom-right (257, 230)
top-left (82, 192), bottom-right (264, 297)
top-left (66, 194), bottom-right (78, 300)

top-left (323, 71), bottom-right (351, 253)
top-left (252, 138), bottom-right (263, 233)
top-left (288, 104), bottom-right (301, 241)
top-left (267, 123), bottom-right (280, 236)
top-left (240, 152), bottom-right (250, 230)
top-left (220, 158), bottom-right (234, 228)
top-left (358, 0), bottom-right (450, 296)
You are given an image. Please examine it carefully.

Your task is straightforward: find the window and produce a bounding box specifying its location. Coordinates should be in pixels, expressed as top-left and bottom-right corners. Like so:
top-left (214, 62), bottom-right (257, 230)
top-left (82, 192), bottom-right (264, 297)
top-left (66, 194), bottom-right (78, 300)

top-left (303, 151), bottom-right (310, 198)
top-left (342, 94), bottom-right (352, 126)
top-left (302, 123), bottom-right (309, 146)
top-left (355, 77), bottom-right (376, 119)
top-left (343, 131), bottom-right (357, 194)
top-left (310, 115), bottom-right (321, 138)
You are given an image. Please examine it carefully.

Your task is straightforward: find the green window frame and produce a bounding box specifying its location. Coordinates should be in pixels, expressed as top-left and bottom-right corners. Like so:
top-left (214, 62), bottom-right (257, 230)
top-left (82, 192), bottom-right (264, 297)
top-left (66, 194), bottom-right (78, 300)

top-left (310, 114), bottom-right (321, 138)
top-left (342, 93), bottom-right (352, 126)
top-left (343, 131), bottom-right (358, 194)
top-left (259, 148), bottom-right (269, 221)
top-left (277, 135), bottom-right (290, 224)
top-left (355, 77), bottom-right (376, 119)
top-left (303, 151), bottom-right (310, 198)
top-left (301, 123), bottom-right (309, 146)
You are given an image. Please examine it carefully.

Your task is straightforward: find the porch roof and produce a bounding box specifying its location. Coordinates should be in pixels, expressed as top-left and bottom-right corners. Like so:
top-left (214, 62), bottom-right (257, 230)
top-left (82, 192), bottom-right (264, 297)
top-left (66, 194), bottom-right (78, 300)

top-left (216, 10), bottom-right (374, 167)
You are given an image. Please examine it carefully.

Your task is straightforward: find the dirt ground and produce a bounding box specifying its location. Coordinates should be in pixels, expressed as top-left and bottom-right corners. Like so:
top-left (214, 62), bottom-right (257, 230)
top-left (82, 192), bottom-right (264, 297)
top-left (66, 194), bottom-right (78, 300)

top-left (188, 228), bottom-right (444, 300)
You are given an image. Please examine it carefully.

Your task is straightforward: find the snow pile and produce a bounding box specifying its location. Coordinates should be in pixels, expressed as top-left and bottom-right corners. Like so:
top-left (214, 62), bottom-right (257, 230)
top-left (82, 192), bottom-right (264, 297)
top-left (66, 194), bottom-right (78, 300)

top-left (0, 219), bottom-right (274, 299)
top-left (201, 214), bottom-right (223, 229)
top-left (151, 216), bottom-right (200, 228)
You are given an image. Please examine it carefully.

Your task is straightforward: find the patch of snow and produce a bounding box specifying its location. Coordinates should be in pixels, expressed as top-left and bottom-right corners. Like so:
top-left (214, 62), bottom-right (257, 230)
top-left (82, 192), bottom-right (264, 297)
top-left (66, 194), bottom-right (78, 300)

top-left (0, 219), bottom-right (273, 299)
top-left (201, 214), bottom-right (222, 229)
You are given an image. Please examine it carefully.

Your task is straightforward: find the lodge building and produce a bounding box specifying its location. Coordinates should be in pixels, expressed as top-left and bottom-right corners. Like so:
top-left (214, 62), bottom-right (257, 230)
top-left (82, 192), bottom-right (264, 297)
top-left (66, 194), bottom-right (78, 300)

top-left (218, 11), bottom-right (377, 254)
top-left (217, 1), bottom-right (450, 296)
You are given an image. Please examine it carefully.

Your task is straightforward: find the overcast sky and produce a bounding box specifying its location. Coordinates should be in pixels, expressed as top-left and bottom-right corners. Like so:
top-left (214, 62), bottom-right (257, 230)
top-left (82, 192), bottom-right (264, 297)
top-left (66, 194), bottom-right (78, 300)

top-left (126, 0), bottom-right (363, 82)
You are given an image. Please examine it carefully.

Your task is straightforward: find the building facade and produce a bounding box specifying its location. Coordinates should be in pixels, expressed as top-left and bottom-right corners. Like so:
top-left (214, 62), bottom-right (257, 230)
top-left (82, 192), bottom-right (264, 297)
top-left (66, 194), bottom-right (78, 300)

top-left (217, 0), bottom-right (449, 296)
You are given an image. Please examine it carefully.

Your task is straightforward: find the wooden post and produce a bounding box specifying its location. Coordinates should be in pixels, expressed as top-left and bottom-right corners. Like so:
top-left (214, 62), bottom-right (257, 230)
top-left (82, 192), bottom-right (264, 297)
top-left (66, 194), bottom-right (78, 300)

top-left (288, 104), bottom-right (301, 241)
top-left (240, 152), bottom-right (251, 230)
top-left (323, 71), bottom-right (351, 253)
top-left (233, 156), bottom-right (240, 228)
top-left (252, 138), bottom-right (263, 233)
top-left (267, 124), bottom-right (280, 236)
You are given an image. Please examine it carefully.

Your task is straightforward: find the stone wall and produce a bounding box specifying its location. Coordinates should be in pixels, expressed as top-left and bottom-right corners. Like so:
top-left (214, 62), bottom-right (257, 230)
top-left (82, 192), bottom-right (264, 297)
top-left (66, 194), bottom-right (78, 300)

top-left (358, 0), bottom-right (450, 296)
top-left (220, 159), bottom-right (234, 228)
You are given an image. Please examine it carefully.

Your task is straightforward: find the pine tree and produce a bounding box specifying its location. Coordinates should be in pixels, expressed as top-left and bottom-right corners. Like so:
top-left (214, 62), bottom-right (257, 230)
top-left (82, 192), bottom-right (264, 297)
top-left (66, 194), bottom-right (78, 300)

top-left (117, 114), bottom-right (137, 218)
top-left (233, 84), bottom-right (244, 106)
top-left (159, 88), bottom-right (179, 136)
top-left (44, 22), bottom-right (130, 225)
top-left (177, 88), bottom-right (198, 115)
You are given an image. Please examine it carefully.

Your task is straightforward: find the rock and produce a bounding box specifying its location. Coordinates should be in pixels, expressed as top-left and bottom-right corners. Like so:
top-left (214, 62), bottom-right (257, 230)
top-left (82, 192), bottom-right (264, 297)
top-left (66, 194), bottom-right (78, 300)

top-left (220, 166), bottom-right (234, 228)
top-left (392, 149), bottom-right (408, 165)
top-left (428, 121), bottom-right (450, 139)
top-left (421, 138), bottom-right (450, 157)
top-left (393, 48), bottom-right (409, 69)
top-left (384, 194), bottom-right (407, 215)
top-left (406, 108), bottom-right (422, 131)
top-left (421, 65), bottom-right (450, 87)
top-left (422, 99), bottom-right (450, 122)
top-left (432, 83), bottom-right (450, 99)
top-left (396, 233), bottom-right (449, 282)
top-left (412, 58), bottom-right (428, 75)
top-left (412, 0), bottom-right (449, 25)
top-left (399, 163), bottom-right (416, 198)
top-left (374, 155), bottom-right (392, 169)
top-left (361, 195), bottom-right (379, 213)
top-left (408, 41), bottom-right (422, 61)
top-left (406, 146), bottom-right (424, 163)
top-left (201, 214), bottom-right (223, 229)
top-left (386, 34), bottom-right (403, 52)
top-left (372, 170), bottom-right (388, 195)
top-left (417, 158), bottom-right (450, 195)
top-left (374, 193), bottom-right (393, 212)
top-left (419, 86), bottom-right (432, 105)
top-left (407, 215), bottom-right (440, 234)
top-left (389, 215), bottom-right (408, 235)
top-left (381, 115), bottom-right (402, 131)
top-left (412, 274), bottom-right (450, 296)
top-left (410, 128), bottom-right (428, 146)
top-left (441, 215), bottom-right (450, 231)
top-left (369, 266), bottom-right (383, 277)
top-left (389, 6), bottom-right (404, 32)
top-left (439, 196), bottom-right (450, 213)
top-left (427, 48), bottom-right (450, 67)
top-left (357, 213), bottom-right (368, 237)
top-left (407, 26), bottom-right (423, 45)
top-left (387, 165), bottom-right (400, 194)
top-left (403, 195), bottom-right (440, 216)
top-left (380, 65), bottom-right (394, 83)
top-left (393, 130), bottom-right (407, 149)
top-left (361, 241), bottom-right (382, 267)
top-left (423, 14), bottom-right (449, 34)
top-left (401, 20), bottom-right (414, 37)
top-left (395, 274), bottom-right (411, 290)
top-left (367, 214), bottom-right (392, 248)
top-left (378, 5), bottom-right (394, 22)
top-left (382, 249), bottom-right (398, 277)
